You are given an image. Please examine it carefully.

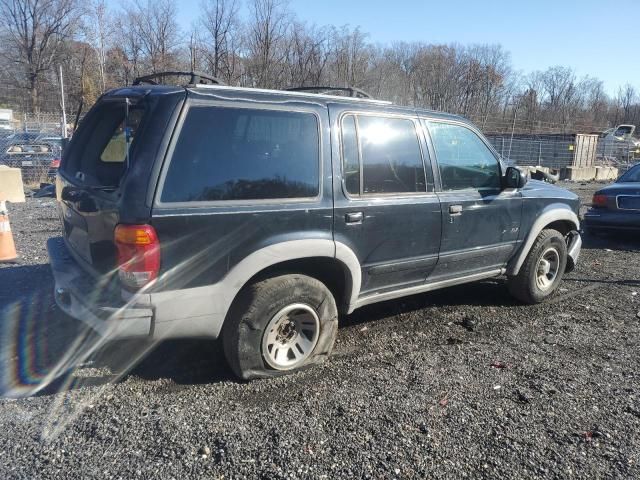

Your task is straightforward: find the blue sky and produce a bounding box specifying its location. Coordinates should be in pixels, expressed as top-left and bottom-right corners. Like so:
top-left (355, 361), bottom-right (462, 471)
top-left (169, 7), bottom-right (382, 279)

top-left (176, 0), bottom-right (638, 95)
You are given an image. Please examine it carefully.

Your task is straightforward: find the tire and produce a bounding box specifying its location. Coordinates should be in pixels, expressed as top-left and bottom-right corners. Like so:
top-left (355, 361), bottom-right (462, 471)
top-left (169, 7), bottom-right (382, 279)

top-left (507, 229), bottom-right (568, 304)
top-left (222, 274), bottom-right (338, 380)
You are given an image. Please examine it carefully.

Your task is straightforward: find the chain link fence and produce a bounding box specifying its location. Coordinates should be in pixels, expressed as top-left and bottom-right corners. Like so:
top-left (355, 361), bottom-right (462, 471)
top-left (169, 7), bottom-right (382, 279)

top-left (0, 112), bottom-right (64, 185)
top-left (1, 102), bottom-right (638, 186)
top-left (484, 132), bottom-right (638, 171)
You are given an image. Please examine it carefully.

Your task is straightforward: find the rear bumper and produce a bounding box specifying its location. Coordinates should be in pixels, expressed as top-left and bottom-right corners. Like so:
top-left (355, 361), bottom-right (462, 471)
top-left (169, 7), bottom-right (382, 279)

top-left (584, 209), bottom-right (640, 232)
top-left (47, 237), bottom-right (226, 340)
top-left (47, 237), bottom-right (153, 338)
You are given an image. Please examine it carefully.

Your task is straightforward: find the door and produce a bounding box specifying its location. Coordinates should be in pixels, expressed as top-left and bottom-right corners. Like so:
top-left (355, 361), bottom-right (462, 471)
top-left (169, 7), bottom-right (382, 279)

top-left (57, 97), bottom-right (151, 275)
top-left (425, 120), bottom-right (522, 281)
top-left (331, 109), bottom-right (442, 295)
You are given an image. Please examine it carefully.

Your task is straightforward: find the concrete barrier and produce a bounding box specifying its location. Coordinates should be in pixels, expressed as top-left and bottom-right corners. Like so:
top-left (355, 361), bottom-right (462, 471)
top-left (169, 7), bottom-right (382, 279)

top-left (559, 166), bottom-right (619, 181)
top-left (521, 166), bottom-right (551, 174)
top-left (0, 166), bottom-right (25, 203)
top-left (594, 166), bottom-right (619, 181)
top-left (560, 166), bottom-right (597, 181)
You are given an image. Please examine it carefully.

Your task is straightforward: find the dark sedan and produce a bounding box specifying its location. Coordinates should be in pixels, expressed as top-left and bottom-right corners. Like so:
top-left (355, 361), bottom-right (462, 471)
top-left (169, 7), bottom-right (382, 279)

top-left (584, 163), bottom-right (640, 233)
top-left (0, 132), bottom-right (61, 181)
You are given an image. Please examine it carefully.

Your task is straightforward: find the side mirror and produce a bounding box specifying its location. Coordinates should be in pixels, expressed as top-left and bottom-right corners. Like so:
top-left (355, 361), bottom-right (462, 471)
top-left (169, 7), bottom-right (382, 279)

top-left (504, 166), bottom-right (528, 189)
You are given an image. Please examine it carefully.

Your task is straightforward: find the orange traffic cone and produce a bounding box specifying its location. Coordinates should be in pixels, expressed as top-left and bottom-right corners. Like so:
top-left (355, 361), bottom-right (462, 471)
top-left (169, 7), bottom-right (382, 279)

top-left (0, 201), bottom-right (17, 262)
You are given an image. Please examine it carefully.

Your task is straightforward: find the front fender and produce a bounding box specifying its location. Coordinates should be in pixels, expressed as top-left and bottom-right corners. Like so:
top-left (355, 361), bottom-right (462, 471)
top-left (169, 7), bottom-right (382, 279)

top-left (507, 205), bottom-right (580, 276)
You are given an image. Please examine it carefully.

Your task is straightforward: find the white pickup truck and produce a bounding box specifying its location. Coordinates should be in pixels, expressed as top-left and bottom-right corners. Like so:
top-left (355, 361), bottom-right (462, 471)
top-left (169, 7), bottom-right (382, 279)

top-left (0, 109), bottom-right (13, 132)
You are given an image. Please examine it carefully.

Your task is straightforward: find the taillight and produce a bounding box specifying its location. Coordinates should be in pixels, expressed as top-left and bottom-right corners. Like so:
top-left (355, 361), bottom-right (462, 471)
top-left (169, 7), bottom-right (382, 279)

top-left (114, 224), bottom-right (160, 290)
top-left (50, 158), bottom-right (60, 168)
top-left (592, 194), bottom-right (608, 208)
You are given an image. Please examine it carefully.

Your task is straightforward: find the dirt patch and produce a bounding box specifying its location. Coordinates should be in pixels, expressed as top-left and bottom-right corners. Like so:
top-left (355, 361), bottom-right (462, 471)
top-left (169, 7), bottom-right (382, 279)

top-left (0, 183), bottom-right (638, 479)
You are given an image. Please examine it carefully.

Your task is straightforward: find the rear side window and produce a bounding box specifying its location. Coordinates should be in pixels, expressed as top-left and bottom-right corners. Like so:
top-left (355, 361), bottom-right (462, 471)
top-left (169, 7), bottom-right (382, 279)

top-left (161, 106), bottom-right (320, 202)
top-left (341, 114), bottom-right (427, 196)
top-left (341, 115), bottom-right (360, 195)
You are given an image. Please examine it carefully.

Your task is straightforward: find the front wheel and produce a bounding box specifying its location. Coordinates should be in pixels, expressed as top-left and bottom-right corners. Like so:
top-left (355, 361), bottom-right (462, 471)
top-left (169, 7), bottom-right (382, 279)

top-left (222, 274), bottom-right (338, 380)
top-left (507, 229), bottom-right (568, 304)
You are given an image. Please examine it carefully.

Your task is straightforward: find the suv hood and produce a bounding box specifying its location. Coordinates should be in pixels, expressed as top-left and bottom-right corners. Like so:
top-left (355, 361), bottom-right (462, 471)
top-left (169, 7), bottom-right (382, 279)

top-left (520, 179), bottom-right (581, 217)
top-left (522, 179), bottom-right (579, 200)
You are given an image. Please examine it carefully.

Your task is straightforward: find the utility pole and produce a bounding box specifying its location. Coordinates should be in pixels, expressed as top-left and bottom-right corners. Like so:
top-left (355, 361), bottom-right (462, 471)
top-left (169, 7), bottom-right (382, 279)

top-left (59, 65), bottom-right (67, 138)
top-left (508, 104), bottom-right (517, 160)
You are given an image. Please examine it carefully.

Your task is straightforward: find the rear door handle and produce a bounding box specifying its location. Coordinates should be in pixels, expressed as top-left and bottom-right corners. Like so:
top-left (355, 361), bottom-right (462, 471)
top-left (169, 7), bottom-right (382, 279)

top-left (345, 212), bottom-right (364, 224)
top-left (449, 205), bottom-right (463, 216)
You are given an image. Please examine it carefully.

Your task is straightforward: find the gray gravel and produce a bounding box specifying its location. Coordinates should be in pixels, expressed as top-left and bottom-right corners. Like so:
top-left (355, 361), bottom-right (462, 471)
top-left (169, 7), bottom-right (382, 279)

top-left (0, 182), bottom-right (639, 479)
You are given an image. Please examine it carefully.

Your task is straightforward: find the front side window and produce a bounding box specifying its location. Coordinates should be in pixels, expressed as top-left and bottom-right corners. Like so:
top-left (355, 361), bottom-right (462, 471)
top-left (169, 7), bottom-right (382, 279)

top-left (340, 114), bottom-right (426, 196)
top-left (161, 106), bottom-right (320, 202)
top-left (428, 122), bottom-right (501, 191)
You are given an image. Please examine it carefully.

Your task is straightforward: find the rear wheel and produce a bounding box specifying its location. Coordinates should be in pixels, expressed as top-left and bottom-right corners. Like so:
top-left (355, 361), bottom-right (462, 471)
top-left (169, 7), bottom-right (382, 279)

top-left (507, 229), bottom-right (568, 304)
top-left (222, 274), bottom-right (338, 380)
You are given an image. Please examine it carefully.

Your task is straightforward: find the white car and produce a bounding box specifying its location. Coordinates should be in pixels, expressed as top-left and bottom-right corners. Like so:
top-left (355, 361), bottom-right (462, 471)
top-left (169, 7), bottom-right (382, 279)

top-left (599, 124), bottom-right (640, 161)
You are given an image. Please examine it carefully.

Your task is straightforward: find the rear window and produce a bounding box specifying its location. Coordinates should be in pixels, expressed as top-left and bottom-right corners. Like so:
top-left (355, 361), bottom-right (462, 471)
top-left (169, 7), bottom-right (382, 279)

top-left (619, 164), bottom-right (640, 182)
top-left (160, 106), bottom-right (320, 202)
top-left (62, 102), bottom-right (145, 186)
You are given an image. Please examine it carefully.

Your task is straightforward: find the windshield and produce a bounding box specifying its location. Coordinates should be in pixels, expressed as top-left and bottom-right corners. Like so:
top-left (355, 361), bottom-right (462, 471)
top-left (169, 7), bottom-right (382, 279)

top-left (618, 164), bottom-right (640, 182)
top-left (7, 133), bottom-right (39, 143)
top-left (614, 126), bottom-right (634, 137)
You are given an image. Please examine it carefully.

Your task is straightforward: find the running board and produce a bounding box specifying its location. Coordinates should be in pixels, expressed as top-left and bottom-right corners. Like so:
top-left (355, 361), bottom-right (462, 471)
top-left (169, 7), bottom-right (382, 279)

top-left (351, 269), bottom-right (505, 311)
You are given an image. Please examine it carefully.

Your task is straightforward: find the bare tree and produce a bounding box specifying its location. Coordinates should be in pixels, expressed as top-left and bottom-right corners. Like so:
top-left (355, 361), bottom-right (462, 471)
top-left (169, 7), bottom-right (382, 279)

top-left (616, 84), bottom-right (637, 124)
top-left (0, 0), bottom-right (80, 112)
top-left (284, 21), bottom-right (328, 87)
top-left (82, 0), bottom-right (111, 93)
top-left (578, 76), bottom-right (608, 125)
top-left (0, 0), bottom-right (636, 135)
top-left (199, 0), bottom-right (240, 82)
top-left (246, 0), bottom-right (290, 88)
top-left (540, 66), bottom-right (579, 126)
top-left (327, 26), bottom-right (371, 89)
top-left (123, 0), bottom-right (182, 75)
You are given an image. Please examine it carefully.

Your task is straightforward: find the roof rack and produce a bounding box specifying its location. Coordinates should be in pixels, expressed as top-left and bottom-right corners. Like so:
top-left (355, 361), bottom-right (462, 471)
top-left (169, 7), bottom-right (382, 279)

top-left (285, 86), bottom-right (373, 99)
top-left (132, 71), bottom-right (226, 87)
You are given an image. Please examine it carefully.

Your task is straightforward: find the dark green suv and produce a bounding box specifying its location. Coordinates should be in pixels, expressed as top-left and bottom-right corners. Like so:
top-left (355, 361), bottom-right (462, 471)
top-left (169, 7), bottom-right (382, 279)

top-left (47, 78), bottom-right (582, 379)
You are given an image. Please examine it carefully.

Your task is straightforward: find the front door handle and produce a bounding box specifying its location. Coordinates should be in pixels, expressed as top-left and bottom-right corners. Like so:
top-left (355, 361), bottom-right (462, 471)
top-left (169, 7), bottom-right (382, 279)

top-left (345, 212), bottom-right (364, 224)
top-left (449, 204), bottom-right (463, 216)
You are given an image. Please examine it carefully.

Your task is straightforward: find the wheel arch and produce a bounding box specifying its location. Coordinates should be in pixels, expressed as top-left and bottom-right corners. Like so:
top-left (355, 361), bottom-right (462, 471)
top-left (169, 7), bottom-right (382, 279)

top-left (219, 240), bottom-right (361, 328)
top-left (244, 256), bottom-right (356, 314)
top-left (507, 206), bottom-right (580, 276)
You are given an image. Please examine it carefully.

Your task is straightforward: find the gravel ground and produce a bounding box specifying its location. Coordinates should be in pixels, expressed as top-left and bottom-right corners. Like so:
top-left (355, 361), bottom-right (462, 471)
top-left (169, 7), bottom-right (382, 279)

top-left (0, 182), bottom-right (639, 479)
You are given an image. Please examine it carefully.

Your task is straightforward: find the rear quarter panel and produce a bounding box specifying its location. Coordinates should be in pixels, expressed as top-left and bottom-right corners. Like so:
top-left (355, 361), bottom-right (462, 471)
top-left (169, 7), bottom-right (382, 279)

top-left (149, 95), bottom-right (333, 292)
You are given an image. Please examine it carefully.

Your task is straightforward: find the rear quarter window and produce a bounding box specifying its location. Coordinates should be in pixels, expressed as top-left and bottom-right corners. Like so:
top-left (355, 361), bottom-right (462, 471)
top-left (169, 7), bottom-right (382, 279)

top-left (160, 106), bottom-right (320, 203)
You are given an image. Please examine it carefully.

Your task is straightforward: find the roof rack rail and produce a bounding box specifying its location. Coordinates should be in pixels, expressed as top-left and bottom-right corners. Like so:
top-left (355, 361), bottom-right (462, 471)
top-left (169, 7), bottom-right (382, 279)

top-left (285, 86), bottom-right (373, 99)
top-left (132, 71), bottom-right (226, 87)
